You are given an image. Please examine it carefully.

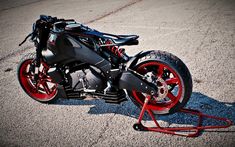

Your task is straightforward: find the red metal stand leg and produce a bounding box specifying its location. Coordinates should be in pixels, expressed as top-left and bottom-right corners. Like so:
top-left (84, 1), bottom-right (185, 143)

top-left (133, 96), bottom-right (233, 137)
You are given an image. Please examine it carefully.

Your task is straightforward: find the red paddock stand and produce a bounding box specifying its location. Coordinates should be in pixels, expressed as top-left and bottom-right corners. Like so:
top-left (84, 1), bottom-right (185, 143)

top-left (133, 96), bottom-right (233, 137)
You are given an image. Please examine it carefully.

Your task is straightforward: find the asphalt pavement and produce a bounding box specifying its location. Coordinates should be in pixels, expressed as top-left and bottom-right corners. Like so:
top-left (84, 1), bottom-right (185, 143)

top-left (0, 0), bottom-right (234, 146)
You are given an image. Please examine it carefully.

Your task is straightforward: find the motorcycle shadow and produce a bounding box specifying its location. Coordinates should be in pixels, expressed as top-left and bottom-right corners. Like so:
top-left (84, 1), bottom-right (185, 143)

top-left (54, 92), bottom-right (234, 130)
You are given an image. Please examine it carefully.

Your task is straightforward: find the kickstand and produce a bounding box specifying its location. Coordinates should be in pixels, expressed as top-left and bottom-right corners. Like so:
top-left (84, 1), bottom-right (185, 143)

top-left (133, 96), bottom-right (233, 137)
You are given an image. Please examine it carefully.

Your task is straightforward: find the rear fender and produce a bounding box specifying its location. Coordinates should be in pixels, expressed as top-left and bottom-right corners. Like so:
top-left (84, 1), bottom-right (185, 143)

top-left (120, 50), bottom-right (157, 94)
top-left (126, 50), bottom-right (154, 69)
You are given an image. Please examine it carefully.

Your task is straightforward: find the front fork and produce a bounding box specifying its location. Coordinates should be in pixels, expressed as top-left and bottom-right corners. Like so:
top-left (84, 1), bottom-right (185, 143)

top-left (34, 45), bottom-right (43, 82)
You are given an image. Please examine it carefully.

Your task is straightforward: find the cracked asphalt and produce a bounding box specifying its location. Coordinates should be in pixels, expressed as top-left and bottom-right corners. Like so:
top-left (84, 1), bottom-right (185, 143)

top-left (0, 0), bottom-right (234, 146)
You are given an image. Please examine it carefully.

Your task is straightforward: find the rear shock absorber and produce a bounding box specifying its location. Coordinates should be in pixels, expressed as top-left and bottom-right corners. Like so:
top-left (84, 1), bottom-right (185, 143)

top-left (105, 40), bottom-right (129, 61)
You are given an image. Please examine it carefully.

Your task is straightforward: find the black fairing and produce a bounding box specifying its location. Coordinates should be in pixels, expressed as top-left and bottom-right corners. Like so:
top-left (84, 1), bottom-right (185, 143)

top-left (44, 31), bottom-right (111, 75)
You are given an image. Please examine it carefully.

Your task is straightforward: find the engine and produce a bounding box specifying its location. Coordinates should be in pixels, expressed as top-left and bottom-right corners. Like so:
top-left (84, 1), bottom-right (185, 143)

top-left (63, 65), bottom-right (127, 104)
top-left (68, 67), bottom-right (106, 92)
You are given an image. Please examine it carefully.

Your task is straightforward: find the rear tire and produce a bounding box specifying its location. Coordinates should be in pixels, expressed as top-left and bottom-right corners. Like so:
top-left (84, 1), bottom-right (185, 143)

top-left (17, 53), bottom-right (58, 103)
top-left (127, 50), bottom-right (192, 115)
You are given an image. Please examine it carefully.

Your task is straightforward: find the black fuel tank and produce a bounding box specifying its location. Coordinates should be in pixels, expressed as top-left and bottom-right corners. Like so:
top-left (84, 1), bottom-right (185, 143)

top-left (45, 32), bottom-right (78, 65)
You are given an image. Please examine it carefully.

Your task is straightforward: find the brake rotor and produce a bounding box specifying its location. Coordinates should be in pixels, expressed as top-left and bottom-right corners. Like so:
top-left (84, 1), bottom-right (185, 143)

top-left (155, 77), bottom-right (168, 101)
top-left (144, 72), bottom-right (168, 101)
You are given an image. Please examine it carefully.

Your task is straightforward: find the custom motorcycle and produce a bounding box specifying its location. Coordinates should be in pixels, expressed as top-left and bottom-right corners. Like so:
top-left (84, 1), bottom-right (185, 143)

top-left (17, 15), bottom-right (192, 115)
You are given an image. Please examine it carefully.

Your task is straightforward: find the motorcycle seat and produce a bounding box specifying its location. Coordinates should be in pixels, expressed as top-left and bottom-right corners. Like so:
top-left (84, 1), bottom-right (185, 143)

top-left (64, 23), bottom-right (139, 46)
top-left (111, 35), bottom-right (139, 46)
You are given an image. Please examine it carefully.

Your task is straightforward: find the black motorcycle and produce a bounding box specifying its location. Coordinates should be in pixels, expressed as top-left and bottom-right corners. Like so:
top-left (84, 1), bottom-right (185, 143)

top-left (18, 15), bottom-right (192, 115)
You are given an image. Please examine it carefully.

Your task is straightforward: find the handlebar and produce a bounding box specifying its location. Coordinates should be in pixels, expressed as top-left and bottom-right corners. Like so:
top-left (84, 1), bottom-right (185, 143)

top-left (19, 33), bottom-right (33, 46)
top-left (39, 15), bottom-right (74, 24)
top-left (19, 15), bottom-right (74, 46)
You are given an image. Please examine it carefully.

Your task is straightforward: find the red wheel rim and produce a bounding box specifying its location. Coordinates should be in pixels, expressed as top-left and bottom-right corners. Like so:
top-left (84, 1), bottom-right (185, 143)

top-left (132, 62), bottom-right (183, 111)
top-left (19, 59), bottom-right (57, 101)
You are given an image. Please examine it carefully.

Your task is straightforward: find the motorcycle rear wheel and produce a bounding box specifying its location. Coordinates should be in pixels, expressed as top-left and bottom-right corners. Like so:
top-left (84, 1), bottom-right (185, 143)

top-left (17, 53), bottom-right (58, 103)
top-left (127, 50), bottom-right (192, 115)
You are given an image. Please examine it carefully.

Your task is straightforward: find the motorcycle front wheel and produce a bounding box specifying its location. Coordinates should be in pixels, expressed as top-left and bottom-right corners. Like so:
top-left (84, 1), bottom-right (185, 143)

top-left (127, 50), bottom-right (192, 115)
top-left (17, 53), bottom-right (58, 103)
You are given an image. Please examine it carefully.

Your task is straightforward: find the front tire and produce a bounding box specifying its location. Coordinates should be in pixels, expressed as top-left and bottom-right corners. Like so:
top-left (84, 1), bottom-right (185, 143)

top-left (127, 50), bottom-right (192, 115)
top-left (17, 53), bottom-right (58, 103)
